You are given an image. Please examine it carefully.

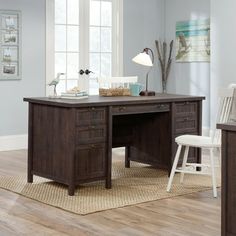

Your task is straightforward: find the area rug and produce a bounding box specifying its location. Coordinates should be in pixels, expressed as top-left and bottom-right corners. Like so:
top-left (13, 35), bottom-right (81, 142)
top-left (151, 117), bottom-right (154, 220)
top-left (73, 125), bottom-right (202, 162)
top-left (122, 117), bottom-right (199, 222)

top-left (0, 161), bottom-right (220, 215)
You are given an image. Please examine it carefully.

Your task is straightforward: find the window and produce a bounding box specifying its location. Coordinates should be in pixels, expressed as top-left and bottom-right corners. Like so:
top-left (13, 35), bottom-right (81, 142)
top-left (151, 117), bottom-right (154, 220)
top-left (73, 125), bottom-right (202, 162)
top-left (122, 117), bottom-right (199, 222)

top-left (46, 0), bottom-right (123, 95)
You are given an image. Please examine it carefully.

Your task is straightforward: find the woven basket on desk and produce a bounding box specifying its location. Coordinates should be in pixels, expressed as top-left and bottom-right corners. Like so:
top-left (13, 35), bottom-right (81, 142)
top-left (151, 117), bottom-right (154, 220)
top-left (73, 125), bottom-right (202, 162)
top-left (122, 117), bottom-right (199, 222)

top-left (99, 88), bottom-right (131, 96)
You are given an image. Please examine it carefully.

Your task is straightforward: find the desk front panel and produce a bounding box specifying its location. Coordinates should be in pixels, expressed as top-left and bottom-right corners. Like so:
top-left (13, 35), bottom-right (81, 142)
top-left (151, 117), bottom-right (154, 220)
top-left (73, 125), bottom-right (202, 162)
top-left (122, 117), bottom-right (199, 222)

top-left (221, 130), bottom-right (236, 236)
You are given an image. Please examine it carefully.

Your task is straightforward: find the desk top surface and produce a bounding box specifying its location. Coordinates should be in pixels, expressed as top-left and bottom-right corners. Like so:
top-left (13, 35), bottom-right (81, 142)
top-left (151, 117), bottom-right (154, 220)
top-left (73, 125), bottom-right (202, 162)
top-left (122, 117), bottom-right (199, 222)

top-left (217, 122), bottom-right (236, 132)
top-left (24, 93), bottom-right (205, 108)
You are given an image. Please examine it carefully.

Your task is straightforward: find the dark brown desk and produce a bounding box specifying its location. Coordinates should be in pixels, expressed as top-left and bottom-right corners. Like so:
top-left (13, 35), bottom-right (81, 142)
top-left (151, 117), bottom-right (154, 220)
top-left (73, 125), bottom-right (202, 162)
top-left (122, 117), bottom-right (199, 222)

top-left (217, 123), bottom-right (236, 236)
top-left (24, 94), bottom-right (204, 195)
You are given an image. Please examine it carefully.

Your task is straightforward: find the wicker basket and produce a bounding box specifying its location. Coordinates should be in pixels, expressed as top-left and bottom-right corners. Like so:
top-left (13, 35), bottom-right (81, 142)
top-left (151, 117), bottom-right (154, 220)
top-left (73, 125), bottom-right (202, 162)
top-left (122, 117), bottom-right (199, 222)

top-left (99, 88), bottom-right (131, 96)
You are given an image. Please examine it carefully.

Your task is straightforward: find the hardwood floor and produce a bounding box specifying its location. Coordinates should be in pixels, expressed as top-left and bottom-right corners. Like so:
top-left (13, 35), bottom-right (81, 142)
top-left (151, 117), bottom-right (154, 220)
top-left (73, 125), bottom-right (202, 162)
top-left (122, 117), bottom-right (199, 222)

top-left (0, 149), bottom-right (220, 236)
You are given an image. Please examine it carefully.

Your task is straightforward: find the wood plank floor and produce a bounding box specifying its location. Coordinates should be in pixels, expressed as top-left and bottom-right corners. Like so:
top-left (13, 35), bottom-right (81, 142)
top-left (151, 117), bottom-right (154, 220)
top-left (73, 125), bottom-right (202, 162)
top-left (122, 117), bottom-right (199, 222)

top-left (0, 149), bottom-right (221, 236)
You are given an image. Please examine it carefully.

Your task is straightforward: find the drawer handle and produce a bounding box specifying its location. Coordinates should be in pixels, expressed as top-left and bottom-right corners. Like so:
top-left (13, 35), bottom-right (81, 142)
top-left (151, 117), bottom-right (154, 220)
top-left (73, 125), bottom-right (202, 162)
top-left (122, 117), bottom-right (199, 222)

top-left (91, 144), bottom-right (96, 149)
top-left (91, 107), bottom-right (95, 111)
top-left (157, 104), bottom-right (168, 110)
top-left (90, 126), bottom-right (96, 129)
top-left (183, 117), bottom-right (192, 121)
top-left (157, 104), bottom-right (165, 109)
top-left (119, 106), bottom-right (126, 111)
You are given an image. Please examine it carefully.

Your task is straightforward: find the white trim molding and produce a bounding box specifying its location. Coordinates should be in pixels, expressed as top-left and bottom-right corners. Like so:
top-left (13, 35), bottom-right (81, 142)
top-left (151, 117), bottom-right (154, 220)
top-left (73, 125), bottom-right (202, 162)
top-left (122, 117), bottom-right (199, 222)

top-left (0, 134), bottom-right (27, 151)
top-left (113, 0), bottom-right (124, 76)
top-left (46, 0), bottom-right (55, 96)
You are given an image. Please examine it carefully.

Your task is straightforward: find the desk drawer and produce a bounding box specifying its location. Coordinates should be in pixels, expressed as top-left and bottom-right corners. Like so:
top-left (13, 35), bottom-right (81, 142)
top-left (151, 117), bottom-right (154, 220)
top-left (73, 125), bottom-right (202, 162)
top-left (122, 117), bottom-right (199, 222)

top-left (76, 125), bottom-right (107, 145)
top-left (76, 107), bottom-right (107, 126)
top-left (175, 102), bottom-right (198, 117)
top-left (112, 103), bottom-right (170, 115)
top-left (75, 143), bottom-right (106, 180)
top-left (175, 116), bottom-right (198, 134)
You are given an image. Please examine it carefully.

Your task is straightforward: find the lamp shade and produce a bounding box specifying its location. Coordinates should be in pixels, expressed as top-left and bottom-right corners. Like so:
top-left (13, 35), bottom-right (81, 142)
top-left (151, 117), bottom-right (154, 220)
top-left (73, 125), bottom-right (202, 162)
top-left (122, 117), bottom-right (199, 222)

top-left (132, 52), bottom-right (153, 67)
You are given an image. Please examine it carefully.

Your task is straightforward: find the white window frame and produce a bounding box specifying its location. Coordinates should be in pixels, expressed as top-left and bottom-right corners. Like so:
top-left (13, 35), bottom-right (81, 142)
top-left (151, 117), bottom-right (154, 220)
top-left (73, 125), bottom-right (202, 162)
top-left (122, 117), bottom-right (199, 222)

top-left (45, 0), bottom-right (123, 96)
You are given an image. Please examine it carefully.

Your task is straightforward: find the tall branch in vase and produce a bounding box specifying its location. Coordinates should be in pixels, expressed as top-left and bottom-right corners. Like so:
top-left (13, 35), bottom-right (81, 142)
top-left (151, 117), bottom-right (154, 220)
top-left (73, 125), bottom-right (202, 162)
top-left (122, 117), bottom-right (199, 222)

top-left (155, 40), bottom-right (173, 93)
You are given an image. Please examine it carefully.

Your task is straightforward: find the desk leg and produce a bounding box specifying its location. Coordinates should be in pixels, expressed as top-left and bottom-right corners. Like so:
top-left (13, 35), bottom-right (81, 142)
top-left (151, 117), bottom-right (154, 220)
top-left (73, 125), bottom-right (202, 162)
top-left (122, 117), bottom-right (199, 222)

top-left (106, 107), bottom-right (112, 189)
top-left (27, 149), bottom-right (33, 183)
top-left (125, 146), bottom-right (130, 168)
top-left (27, 172), bottom-right (33, 183)
top-left (68, 184), bottom-right (75, 196)
top-left (105, 138), bottom-right (112, 189)
top-left (27, 103), bottom-right (33, 183)
top-left (106, 147), bottom-right (112, 188)
top-left (106, 177), bottom-right (111, 189)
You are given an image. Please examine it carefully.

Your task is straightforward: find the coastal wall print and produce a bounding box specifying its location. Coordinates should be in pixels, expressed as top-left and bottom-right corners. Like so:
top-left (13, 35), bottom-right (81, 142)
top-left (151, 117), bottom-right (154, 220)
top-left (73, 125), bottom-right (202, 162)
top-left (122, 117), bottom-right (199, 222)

top-left (175, 19), bottom-right (210, 62)
top-left (0, 10), bottom-right (21, 80)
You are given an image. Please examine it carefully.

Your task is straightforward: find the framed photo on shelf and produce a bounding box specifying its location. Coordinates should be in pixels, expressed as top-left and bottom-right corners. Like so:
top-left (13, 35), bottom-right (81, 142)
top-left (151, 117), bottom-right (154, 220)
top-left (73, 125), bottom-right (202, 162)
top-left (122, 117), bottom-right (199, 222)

top-left (0, 10), bottom-right (21, 80)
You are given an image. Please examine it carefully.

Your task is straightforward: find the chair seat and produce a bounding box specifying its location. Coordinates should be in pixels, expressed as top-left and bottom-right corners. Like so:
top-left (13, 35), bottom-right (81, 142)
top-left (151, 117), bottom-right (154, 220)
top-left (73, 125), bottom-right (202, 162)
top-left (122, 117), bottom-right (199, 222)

top-left (175, 135), bottom-right (220, 148)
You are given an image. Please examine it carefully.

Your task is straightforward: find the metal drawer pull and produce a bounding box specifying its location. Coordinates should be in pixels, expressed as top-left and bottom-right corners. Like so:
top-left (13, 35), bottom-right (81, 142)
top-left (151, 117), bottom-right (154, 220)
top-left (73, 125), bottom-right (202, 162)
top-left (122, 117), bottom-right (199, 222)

top-left (91, 144), bottom-right (96, 149)
top-left (119, 106), bottom-right (126, 111)
top-left (157, 104), bottom-right (169, 110)
top-left (90, 126), bottom-right (96, 129)
top-left (182, 117), bottom-right (193, 122)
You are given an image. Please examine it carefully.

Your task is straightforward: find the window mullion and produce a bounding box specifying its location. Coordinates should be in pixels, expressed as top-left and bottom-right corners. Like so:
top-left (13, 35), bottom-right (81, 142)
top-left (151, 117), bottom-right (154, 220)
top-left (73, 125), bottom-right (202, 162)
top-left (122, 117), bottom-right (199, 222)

top-left (48, 0), bottom-right (123, 95)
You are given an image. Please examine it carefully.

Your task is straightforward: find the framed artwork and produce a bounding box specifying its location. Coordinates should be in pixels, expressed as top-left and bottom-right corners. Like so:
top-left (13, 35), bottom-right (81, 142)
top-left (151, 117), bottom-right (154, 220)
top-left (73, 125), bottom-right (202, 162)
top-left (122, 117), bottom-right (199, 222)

top-left (2, 63), bottom-right (18, 76)
top-left (175, 19), bottom-right (210, 62)
top-left (0, 10), bottom-right (21, 80)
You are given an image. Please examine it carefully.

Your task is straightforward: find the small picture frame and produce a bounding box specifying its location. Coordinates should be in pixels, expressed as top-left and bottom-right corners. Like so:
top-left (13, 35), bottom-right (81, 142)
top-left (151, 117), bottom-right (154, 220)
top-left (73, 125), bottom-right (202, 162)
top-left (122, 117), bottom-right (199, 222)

top-left (2, 14), bottom-right (18, 30)
top-left (2, 64), bottom-right (18, 76)
top-left (2, 48), bottom-right (11, 62)
top-left (2, 31), bottom-right (18, 45)
top-left (2, 47), bottom-right (18, 62)
top-left (0, 10), bottom-right (21, 80)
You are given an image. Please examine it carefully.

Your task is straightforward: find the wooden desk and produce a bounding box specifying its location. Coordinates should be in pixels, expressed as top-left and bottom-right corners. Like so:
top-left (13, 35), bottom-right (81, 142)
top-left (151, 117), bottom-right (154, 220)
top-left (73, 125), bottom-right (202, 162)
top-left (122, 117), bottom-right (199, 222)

top-left (217, 123), bottom-right (236, 236)
top-left (24, 94), bottom-right (204, 195)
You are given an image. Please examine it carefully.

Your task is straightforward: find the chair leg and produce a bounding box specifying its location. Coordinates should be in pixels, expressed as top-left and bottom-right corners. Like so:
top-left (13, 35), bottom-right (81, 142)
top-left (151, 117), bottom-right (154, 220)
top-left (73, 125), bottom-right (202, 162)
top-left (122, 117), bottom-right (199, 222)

top-left (210, 148), bottom-right (217, 198)
top-left (167, 144), bottom-right (182, 192)
top-left (180, 146), bottom-right (190, 184)
top-left (217, 147), bottom-right (221, 167)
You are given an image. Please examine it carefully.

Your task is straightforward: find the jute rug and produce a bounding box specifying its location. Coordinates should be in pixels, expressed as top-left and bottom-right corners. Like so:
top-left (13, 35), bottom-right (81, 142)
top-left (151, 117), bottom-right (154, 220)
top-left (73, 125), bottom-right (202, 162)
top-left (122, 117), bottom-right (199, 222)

top-left (0, 161), bottom-right (220, 215)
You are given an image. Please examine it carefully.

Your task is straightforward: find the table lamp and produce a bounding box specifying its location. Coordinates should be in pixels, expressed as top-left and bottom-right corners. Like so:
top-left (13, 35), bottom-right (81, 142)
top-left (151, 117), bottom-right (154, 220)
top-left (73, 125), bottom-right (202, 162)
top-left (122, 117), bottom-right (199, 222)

top-left (132, 48), bottom-right (155, 96)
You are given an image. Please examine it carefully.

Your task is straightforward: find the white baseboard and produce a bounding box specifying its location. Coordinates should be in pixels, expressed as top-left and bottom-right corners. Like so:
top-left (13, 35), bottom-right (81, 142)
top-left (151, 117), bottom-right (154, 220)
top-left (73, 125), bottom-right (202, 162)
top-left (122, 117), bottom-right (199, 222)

top-left (0, 134), bottom-right (28, 151)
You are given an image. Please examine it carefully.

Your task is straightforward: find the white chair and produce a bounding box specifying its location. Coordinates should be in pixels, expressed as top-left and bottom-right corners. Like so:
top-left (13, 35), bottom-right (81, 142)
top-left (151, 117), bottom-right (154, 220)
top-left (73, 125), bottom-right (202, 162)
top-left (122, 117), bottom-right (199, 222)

top-left (167, 88), bottom-right (235, 198)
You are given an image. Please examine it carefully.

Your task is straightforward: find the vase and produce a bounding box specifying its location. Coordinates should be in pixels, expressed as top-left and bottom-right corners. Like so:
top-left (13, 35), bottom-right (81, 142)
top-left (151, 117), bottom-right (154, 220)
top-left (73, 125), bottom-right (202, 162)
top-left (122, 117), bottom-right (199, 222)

top-left (162, 80), bottom-right (167, 93)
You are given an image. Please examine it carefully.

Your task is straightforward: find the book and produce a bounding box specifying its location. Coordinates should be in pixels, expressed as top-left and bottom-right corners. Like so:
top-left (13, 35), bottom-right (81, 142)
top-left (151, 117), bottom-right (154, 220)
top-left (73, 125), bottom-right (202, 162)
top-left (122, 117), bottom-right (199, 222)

top-left (61, 91), bottom-right (88, 97)
top-left (60, 95), bottom-right (89, 100)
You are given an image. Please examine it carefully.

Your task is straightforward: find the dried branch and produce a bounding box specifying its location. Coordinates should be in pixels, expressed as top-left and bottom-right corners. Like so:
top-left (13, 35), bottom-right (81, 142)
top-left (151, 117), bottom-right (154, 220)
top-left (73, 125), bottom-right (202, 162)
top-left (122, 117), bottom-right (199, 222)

top-left (166, 40), bottom-right (174, 79)
top-left (155, 39), bottom-right (174, 92)
top-left (155, 40), bottom-right (164, 76)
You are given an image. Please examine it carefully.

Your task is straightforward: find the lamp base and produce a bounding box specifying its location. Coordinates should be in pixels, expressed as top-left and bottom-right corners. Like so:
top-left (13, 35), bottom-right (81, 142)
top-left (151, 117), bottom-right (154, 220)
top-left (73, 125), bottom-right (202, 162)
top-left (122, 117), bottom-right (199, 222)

top-left (139, 90), bottom-right (156, 96)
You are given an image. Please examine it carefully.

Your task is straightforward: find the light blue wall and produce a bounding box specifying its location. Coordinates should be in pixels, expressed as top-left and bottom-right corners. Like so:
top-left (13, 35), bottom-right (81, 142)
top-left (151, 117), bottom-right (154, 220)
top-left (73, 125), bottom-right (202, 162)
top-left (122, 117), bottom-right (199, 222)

top-left (165, 0), bottom-right (210, 130)
top-left (211, 0), bottom-right (236, 129)
top-left (123, 0), bottom-right (165, 93)
top-left (0, 0), bottom-right (46, 136)
top-left (0, 0), bottom-right (211, 137)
